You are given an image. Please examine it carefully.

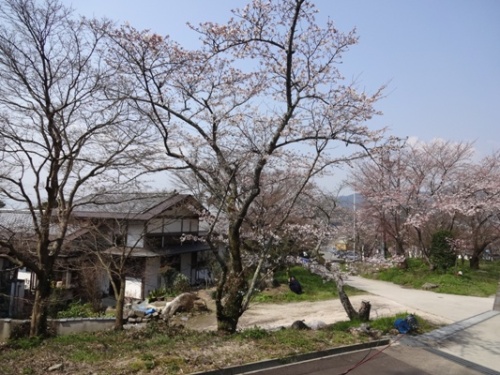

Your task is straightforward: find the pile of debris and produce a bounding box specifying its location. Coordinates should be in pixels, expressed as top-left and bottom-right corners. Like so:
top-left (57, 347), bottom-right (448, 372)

top-left (124, 304), bottom-right (161, 324)
top-left (120, 292), bottom-right (209, 326)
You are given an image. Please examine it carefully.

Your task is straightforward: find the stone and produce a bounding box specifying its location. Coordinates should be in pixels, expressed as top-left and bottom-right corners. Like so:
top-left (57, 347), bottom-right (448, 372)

top-left (161, 292), bottom-right (201, 318)
top-left (422, 282), bottom-right (439, 290)
top-left (291, 320), bottom-right (310, 330)
top-left (308, 320), bottom-right (327, 330)
top-left (48, 363), bottom-right (63, 372)
top-left (133, 309), bottom-right (146, 318)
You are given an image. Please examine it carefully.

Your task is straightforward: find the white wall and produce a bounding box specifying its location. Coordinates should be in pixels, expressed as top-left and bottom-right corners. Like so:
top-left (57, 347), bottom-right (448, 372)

top-left (126, 222), bottom-right (144, 248)
top-left (125, 277), bottom-right (143, 299)
top-left (96, 267), bottom-right (110, 295)
top-left (143, 257), bottom-right (160, 297)
top-left (17, 269), bottom-right (32, 290)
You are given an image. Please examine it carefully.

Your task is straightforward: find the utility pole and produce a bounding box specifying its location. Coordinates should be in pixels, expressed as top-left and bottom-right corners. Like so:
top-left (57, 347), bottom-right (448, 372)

top-left (353, 192), bottom-right (356, 253)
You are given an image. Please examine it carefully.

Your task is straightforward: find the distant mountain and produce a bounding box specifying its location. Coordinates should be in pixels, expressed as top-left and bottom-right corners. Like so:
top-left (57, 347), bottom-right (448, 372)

top-left (336, 193), bottom-right (364, 208)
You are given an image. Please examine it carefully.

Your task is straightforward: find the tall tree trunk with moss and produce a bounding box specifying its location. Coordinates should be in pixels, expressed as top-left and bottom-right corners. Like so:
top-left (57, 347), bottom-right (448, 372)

top-left (113, 275), bottom-right (126, 330)
top-left (214, 228), bottom-right (248, 333)
top-left (30, 271), bottom-right (52, 337)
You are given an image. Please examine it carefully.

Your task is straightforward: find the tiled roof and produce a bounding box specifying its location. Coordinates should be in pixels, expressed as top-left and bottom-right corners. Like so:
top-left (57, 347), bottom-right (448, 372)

top-left (0, 193), bottom-right (203, 238)
top-left (0, 210), bottom-right (34, 234)
top-left (0, 210), bottom-right (81, 238)
top-left (71, 192), bottom-right (196, 220)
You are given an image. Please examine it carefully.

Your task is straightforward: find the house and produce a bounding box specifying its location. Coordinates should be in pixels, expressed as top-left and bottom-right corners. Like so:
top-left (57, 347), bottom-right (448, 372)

top-left (0, 192), bottom-right (213, 316)
top-left (0, 210), bottom-right (44, 318)
top-left (69, 192), bottom-right (213, 300)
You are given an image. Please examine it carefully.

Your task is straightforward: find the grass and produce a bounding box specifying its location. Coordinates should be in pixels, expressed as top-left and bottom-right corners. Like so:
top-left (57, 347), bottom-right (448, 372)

top-left (0, 264), bottom-right (452, 374)
top-left (0, 314), bottom-right (437, 375)
top-left (362, 258), bottom-right (500, 297)
top-left (252, 265), bottom-right (363, 303)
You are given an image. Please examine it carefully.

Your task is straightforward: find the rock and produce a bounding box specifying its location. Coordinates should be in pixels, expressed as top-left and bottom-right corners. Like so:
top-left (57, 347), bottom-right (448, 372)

top-left (193, 299), bottom-right (208, 312)
top-left (308, 320), bottom-right (327, 330)
top-left (133, 309), bottom-right (146, 318)
top-left (47, 363), bottom-right (63, 372)
top-left (422, 282), bottom-right (439, 290)
top-left (348, 323), bottom-right (383, 339)
top-left (161, 292), bottom-right (201, 318)
top-left (291, 320), bottom-right (310, 330)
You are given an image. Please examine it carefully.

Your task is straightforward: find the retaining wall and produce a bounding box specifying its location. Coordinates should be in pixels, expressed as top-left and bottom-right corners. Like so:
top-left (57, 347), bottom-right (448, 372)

top-left (0, 317), bottom-right (115, 341)
top-left (494, 280), bottom-right (500, 311)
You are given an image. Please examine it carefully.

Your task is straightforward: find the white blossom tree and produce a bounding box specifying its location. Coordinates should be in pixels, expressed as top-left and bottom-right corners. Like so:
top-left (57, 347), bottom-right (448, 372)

top-left (104, 0), bottom-right (388, 333)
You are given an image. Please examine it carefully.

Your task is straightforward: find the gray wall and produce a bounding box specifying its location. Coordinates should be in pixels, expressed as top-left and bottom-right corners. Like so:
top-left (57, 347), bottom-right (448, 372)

top-left (494, 280), bottom-right (500, 311)
top-left (0, 317), bottom-right (115, 342)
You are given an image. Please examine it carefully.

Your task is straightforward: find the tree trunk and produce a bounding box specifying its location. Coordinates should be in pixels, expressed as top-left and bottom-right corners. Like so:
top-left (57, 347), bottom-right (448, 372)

top-left (242, 254), bottom-right (265, 312)
top-left (332, 270), bottom-right (370, 322)
top-left (337, 285), bottom-right (359, 321)
top-left (469, 254), bottom-right (480, 270)
top-left (358, 300), bottom-right (371, 322)
top-left (215, 272), bottom-right (246, 333)
top-left (395, 238), bottom-right (406, 257)
top-left (30, 276), bottom-right (52, 337)
top-left (114, 277), bottom-right (126, 330)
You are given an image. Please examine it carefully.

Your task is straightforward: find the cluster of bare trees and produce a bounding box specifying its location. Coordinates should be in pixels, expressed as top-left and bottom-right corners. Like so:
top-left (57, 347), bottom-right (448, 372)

top-left (351, 139), bottom-right (500, 269)
top-left (0, 0), bottom-right (161, 336)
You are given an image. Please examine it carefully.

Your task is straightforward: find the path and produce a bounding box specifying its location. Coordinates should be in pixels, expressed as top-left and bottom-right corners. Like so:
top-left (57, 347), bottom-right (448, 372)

top-left (344, 275), bottom-right (495, 323)
top-left (178, 277), bottom-right (493, 330)
top-left (180, 294), bottom-right (420, 331)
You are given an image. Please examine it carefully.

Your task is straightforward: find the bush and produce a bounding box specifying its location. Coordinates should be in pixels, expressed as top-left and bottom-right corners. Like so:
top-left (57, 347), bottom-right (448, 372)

top-left (430, 230), bottom-right (456, 271)
top-left (172, 273), bottom-right (190, 294)
top-left (56, 300), bottom-right (102, 319)
top-left (147, 287), bottom-right (168, 302)
top-left (160, 267), bottom-right (191, 295)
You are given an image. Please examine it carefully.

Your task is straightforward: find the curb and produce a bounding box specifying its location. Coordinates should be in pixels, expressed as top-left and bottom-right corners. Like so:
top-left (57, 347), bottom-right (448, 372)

top-left (405, 310), bottom-right (500, 346)
top-left (400, 310), bottom-right (500, 375)
top-left (190, 339), bottom-right (390, 375)
top-left (423, 347), bottom-right (500, 375)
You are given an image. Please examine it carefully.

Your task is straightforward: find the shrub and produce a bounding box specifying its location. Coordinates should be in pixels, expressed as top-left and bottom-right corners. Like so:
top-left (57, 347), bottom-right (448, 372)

top-left (160, 267), bottom-right (191, 295)
top-left (430, 230), bottom-right (456, 271)
top-left (57, 300), bottom-right (102, 319)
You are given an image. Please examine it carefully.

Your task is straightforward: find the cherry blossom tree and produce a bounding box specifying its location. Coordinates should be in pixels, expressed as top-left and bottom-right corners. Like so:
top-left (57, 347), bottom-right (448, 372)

top-left (403, 140), bottom-right (474, 262)
top-left (439, 151), bottom-right (500, 269)
top-left (0, 0), bottom-right (156, 337)
top-left (351, 139), bottom-right (499, 270)
top-left (351, 144), bottom-right (410, 257)
top-left (105, 0), bottom-right (387, 333)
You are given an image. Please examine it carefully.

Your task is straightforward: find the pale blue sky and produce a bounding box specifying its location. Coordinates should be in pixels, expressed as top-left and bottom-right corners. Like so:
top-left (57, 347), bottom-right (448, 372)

top-left (64, 0), bottom-right (500, 157)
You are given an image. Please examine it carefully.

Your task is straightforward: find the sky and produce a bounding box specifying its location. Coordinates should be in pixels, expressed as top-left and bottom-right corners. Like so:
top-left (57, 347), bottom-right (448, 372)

top-left (60, 0), bottom-right (500, 188)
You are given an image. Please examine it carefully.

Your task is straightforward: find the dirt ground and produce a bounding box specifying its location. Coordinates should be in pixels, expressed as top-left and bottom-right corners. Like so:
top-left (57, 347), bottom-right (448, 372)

top-left (170, 290), bottom-right (448, 331)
